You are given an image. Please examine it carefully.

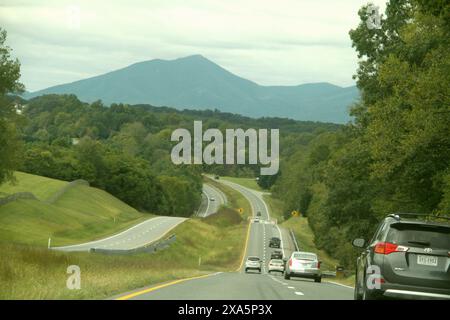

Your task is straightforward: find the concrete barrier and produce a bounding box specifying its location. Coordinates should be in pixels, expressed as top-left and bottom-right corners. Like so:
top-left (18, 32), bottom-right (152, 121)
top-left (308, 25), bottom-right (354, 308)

top-left (0, 192), bottom-right (37, 206)
top-left (45, 179), bottom-right (89, 204)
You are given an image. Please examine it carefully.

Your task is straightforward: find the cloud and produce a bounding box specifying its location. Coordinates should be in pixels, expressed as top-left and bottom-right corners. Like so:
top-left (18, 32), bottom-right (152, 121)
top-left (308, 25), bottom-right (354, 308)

top-left (0, 0), bottom-right (388, 91)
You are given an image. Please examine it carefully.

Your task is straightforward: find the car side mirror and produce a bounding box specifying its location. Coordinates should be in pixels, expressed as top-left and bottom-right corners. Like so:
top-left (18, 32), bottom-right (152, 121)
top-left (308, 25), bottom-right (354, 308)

top-left (352, 238), bottom-right (366, 248)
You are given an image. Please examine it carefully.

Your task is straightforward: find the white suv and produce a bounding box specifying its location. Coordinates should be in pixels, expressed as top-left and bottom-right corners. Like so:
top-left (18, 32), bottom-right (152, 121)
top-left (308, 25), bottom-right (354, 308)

top-left (245, 256), bottom-right (262, 274)
top-left (284, 251), bottom-right (322, 282)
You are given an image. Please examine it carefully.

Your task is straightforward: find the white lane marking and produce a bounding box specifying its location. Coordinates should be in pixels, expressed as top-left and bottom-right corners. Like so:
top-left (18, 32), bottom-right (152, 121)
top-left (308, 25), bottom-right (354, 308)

top-left (54, 216), bottom-right (169, 249)
top-left (327, 281), bottom-right (355, 289)
top-left (294, 292), bottom-right (304, 296)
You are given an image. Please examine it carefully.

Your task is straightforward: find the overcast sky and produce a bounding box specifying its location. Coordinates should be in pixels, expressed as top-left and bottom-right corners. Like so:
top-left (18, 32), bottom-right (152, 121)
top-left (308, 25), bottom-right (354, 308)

top-left (1, 0), bottom-right (387, 92)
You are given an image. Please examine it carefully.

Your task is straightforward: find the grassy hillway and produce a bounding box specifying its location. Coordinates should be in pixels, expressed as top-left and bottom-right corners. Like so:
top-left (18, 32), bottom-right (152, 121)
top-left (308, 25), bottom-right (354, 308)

top-left (0, 172), bottom-right (150, 246)
top-left (0, 172), bottom-right (251, 299)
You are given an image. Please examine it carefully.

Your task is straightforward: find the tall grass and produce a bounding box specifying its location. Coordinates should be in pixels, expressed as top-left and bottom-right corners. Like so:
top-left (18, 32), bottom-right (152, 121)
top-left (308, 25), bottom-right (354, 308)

top-left (0, 208), bottom-right (247, 299)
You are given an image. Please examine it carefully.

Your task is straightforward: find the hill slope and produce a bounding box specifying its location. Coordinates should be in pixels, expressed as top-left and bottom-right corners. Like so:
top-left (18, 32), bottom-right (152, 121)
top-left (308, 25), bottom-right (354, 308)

top-left (0, 172), bottom-right (150, 246)
top-left (25, 55), bottom-right (359, 123)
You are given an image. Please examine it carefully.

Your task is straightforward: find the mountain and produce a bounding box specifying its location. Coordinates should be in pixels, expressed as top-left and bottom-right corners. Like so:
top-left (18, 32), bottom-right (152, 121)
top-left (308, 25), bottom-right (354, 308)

top-left (24, 55), bottom-right (359, 123)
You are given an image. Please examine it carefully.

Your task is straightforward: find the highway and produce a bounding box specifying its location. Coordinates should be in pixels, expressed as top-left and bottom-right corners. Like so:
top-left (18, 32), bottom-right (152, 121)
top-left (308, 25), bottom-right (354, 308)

top-left (55, 182), bottom-right (224, 252)
top-left (54, 216), bottom-right (186, 252)
top-left (115, 179), bottom-right (353, 300)
top-left (197, 183), bottom-right (227, 217)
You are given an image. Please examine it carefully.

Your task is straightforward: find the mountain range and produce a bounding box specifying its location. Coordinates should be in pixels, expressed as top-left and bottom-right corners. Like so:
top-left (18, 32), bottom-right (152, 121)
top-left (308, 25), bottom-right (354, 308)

top-left (24, 55), bottom-right (359, 123)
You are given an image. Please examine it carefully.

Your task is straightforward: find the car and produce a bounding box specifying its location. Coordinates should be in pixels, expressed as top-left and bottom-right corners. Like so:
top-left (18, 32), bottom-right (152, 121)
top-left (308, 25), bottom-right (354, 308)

top-left (209, 197), bottom-right (215, 201)
top-left (352, 213), bottom-right (450, 300)
top-left (271, 250), bottom-right (283, 260)
top-left (269, 237), bottom-right (281, 248)
top-left (268, 259), bottom-right (285, 273)
top-left (245, 256), bottom-right (262, 274)
top-left (253, 217), bottom-right (260, 223)
top-left (284, 251), bottom-right (322, 282)
top-left (257, 211), bottom-right (262, 217)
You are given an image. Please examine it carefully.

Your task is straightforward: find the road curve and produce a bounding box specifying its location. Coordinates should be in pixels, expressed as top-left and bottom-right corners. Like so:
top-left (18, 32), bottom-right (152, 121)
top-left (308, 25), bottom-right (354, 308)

top-left (197, 183), bottom-right (227, 217)
top-left (53, 216), bottom-right (186, 252)
top-left (115, 179), bottom-right (353, 300)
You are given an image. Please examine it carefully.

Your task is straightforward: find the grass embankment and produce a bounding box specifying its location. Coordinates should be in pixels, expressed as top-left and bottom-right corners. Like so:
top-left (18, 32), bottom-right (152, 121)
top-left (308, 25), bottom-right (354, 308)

top-left (0, 172), bottom-right (251, 299)
top-left (0, 207), bottom-right (248, 299)
top-left (0, 171), bottom-right (67, 201)
top-left (0, 172), bottom-right (150, 247)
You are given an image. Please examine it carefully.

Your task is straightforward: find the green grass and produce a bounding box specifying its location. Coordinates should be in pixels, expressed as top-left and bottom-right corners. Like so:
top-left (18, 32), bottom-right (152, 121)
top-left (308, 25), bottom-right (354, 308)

top-left (220, 176), bottom-right (263, 192)
top-left (0, 172), bottom-right (252, 299)
top-left (263, 194), bottom-right (285, 222)
top-left (0, 173), bottom-right (151, 247)
top-left (0, 172), bottom-right (68, 201)
top-left (0, 208), bottom-right (248, 299)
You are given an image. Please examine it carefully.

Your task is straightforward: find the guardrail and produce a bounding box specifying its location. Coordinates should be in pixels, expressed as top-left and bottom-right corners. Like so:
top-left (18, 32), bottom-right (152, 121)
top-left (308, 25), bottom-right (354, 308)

top-left (0, 192), bottom-right (37, 206)
top-left (90, 234), bottom-right (177, 255)
top-left (289, 229), bottom-right (300, 251)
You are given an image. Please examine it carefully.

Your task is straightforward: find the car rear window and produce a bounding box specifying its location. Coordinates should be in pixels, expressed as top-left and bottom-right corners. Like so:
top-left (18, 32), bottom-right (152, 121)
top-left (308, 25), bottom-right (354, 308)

top-left (271, 259), bottom-right (283, 264)
top-left (293, 253), bottom-right (317, 260)
top-left (387, 224), bottom-right (450, 249)
top-left (248, 257), bottom-right (260, 261)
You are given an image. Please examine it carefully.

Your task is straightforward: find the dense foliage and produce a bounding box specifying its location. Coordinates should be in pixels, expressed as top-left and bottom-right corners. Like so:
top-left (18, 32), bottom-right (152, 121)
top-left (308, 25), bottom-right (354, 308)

top-left (0, 28), bottom-right (24, 185)
top-left (272, 0), bottom-right (450, 268)
top-left (16, 93), bottom-right (338, 216)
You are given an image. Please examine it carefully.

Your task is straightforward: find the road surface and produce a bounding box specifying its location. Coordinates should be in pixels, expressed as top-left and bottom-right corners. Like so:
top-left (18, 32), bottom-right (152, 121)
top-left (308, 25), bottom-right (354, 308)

top-left (197, 183), bottom-right (227, 217)
top-left (54, 216), bottom-right (186, 252)
top-left (115, 179), bottom-right (353, 300)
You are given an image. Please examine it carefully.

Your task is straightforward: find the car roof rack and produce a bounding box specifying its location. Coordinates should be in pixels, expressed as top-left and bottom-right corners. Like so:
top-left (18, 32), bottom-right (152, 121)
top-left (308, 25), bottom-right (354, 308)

top-left (387, 213), bottom-right (450, 221)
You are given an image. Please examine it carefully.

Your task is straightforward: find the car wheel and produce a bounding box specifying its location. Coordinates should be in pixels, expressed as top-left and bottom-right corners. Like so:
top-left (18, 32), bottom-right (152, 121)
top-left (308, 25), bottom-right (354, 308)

top-left (284, 272), bottom-right (290, 280)
top-left (314, 276), bottom-right (321, 283)
top-left (245, 268), bottom-right (248, 273)
top-left (354, 274), bottom-right (362, 300)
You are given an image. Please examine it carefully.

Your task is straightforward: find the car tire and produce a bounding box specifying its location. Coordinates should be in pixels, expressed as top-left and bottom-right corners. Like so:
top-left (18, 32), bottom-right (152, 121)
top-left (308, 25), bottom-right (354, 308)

top-left (354, 274), bottom-right (363, 300)
top-left (284, 272), bottom-right (290, 280)
top-left (245, 268), bottom-right (248, 273)
top-left (314, 276), bottom-right (322, 283)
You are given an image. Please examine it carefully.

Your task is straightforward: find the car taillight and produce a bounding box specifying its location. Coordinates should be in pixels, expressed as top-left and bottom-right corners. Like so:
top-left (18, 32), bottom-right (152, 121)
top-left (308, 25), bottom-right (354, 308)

top-left (374, 242), bottom-right (409, 255)
top-left (289, 259), bottom-right (292, 267)
top-left (317, 261), bottom-right (321, 269)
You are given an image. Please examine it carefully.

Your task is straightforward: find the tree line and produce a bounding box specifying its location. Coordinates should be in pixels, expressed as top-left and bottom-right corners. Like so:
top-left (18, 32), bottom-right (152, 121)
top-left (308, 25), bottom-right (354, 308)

top-left (271, 0), bottom-right (450, 268)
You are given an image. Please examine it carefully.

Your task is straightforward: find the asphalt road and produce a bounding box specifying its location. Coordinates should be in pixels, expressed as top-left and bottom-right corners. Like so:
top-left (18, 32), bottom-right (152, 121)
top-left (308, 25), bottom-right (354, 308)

top-left (54, 216), bottom-right (186, 252)
top-left (197, 183), bottom-right (227, 217)
top-left (115, 179), bottom-right (353, 300)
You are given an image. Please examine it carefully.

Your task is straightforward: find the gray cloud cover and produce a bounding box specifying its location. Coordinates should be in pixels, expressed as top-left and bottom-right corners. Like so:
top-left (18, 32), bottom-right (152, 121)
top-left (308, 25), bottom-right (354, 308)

top-left (0, 0), bottom-right (387, 91)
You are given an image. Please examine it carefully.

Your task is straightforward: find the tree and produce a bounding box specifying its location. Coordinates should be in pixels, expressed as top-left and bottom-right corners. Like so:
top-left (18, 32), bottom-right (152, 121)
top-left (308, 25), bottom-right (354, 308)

top-left (0, 28), bottom-right (24, 184)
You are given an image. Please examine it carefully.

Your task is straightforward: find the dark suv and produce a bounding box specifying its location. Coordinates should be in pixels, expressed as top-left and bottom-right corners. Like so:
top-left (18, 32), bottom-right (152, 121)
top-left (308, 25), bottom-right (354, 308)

top-left (269, 237), bottom-right (281, 248)
top-left (352, 213), bottom-right (450, 300)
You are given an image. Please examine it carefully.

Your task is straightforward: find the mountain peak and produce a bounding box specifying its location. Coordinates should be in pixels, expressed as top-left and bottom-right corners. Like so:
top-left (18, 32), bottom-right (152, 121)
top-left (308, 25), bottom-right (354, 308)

top-left (24, 56), bottom-right (358, 123)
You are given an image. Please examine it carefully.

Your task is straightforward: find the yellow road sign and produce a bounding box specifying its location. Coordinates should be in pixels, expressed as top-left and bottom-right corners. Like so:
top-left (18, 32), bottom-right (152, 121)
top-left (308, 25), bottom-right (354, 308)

top-left (291, 210), bottom-right (300, 217)
top-left (238, 208), bottom-right (244, 214)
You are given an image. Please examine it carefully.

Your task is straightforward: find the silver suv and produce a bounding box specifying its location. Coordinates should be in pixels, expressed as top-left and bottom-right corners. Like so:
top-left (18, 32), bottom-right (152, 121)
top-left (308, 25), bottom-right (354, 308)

top-left (245, 256), bottom-right (262, 274)
top-left (353, 213), bottom-right (450, 300)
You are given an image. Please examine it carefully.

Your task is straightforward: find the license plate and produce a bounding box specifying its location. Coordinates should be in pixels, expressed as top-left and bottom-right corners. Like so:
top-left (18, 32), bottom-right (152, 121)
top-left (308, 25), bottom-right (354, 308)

top-left (417, 255), bottom-right (438, 266)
